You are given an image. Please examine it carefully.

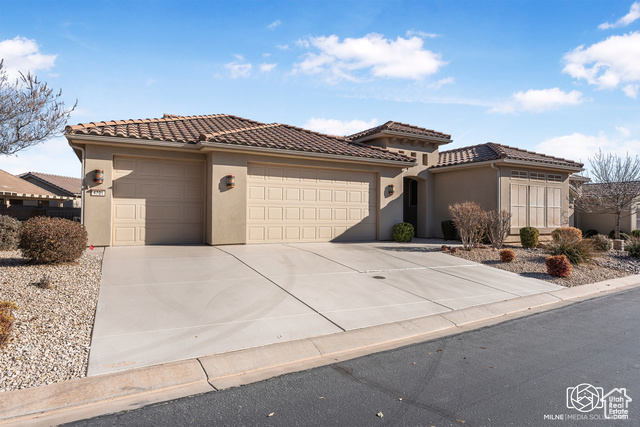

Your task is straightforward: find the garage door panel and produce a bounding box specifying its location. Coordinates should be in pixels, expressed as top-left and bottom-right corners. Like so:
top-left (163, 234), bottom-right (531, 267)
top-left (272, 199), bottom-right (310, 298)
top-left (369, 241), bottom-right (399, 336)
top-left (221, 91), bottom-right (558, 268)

top-left (113, 157), bottom-right (203, 245)
top-left (247, 164), bottom-right (376, 243)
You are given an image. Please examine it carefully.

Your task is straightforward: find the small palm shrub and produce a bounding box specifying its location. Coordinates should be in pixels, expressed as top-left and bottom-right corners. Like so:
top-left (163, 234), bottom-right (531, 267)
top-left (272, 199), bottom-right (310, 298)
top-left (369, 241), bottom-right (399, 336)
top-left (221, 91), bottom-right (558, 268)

top-left (0, 215), bottom-right (21, 251)
top-left (627, 238), bottom-right (640, 259)
top-left (19, 217), bottom-right (88, 264)
top-left (551, 227), bottom-right (582, 243)
top-left (583, 229), bottom-right (598, 238)
top-left (547, 238), bottom-right (594, 264)
top-left (546, 255), bottom-right (572, 278)
top-left (590, 234), bottom-right (612, 252)
top-left (0, 301), bottom-right (18, 346)
top-left (519, 227), bottom-right (539, 248)
top-left (631, 230), bottom-right (640, 239)
top-left (392, 222), bottom-right (414, 243)
top-left (499, 249), bottom-right (515, 263)
top-left (609, 230), bottom-right (630, 240)
top-left (441, 220), bottom-right (457, 240)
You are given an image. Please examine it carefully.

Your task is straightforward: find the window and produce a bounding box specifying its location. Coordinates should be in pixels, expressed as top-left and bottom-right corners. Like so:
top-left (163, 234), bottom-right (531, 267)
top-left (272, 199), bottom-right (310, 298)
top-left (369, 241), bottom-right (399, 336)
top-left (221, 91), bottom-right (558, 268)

top-left (510, 184), bottom-right (528, 227)
top-left (422, 154), bottom-right (429, 165)
top-left (511, 170), bottom-right (528, 180)
top-left (529, 186), bottom-right (546, 228)
top-left (547, 174), bottom-right (562, 182)
top-left (547, 187), bottom-right (562, 228)
top-left (530, 172), bottom-right (546, 181)
top-left (410, 152), bottom-right (416, 159)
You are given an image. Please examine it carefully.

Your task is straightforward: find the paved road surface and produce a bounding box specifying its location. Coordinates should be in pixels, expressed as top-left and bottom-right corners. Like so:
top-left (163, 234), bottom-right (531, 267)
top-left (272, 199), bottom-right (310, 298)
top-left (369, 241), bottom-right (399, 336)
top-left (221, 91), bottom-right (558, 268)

top-left (68, 287), bottom-right (640, 426)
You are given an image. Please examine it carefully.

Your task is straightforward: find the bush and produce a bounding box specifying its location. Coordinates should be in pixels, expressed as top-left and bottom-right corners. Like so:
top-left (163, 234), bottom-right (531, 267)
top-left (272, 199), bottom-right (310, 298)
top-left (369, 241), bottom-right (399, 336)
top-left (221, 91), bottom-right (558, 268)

top-left (551, 227), bottom-right (582, 243)
top-left (547, 238), bottom-right (594, 264)
top-left (609, 230), bottom-right (630, 240)
top-left (627, 238), bottom-right (640, 259)
top-left (590, 234), bottom-right (612, 252)
top-left (441, 220), bottom-right (457, 240)
top-left (499, 249), bottom-right (515, 263)
top-left (392, 222), bottom-right (414, 243)
top-left (546, 255), bottom-right (572, 278)
top-left (631, 230), bottom-right (640, 239)
top-left (486, 210), bottom-right (512, 249)
top-left (449, 202), bottom-right (487, 250)
top-left (0, 215), bottom-right (21, 251)
top-left (583, 229), bottom-right (599, 238)
top-left (0, 301), bottom-right (18, 347)
top-left (19, 217), bottom-right (88, 264)
top-left (519, 227), bottom-right (539, 249)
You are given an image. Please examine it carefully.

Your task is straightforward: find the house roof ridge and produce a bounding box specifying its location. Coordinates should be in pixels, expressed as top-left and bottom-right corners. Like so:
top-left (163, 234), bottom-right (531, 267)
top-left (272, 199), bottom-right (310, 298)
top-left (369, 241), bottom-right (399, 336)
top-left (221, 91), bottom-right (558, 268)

top-left (488, 142), bottom-right (580, 165)
top-left (17, 171), bottom-right (81, 195)
top-left (201, 123), bottom-right (282, 140)
top-left (65, 113), bottom-right (237, 132)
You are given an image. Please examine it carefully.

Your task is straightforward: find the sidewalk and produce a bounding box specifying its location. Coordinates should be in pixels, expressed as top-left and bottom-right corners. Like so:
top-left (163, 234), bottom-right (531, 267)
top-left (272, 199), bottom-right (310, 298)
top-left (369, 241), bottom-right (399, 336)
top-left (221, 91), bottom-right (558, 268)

top-left (1, 273), bottom-right (639, 426)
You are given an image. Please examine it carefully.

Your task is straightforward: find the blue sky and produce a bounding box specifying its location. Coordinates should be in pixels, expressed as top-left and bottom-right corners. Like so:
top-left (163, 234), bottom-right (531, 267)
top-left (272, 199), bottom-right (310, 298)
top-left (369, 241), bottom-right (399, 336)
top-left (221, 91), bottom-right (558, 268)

top-left (1, 0), bottom-right (639, 177)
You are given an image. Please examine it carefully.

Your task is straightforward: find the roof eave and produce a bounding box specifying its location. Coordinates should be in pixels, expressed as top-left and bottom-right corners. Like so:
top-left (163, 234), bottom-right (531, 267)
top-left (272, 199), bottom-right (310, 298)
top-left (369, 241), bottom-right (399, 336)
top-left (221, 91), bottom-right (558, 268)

top-left (65, 134), bottom-right (202, 150)
top-left (19, 174), bottom-right (77, 197)
top-left (429, 158), bottom-right (583, 173)
top-left (352, 130), bottom-right (452, 146)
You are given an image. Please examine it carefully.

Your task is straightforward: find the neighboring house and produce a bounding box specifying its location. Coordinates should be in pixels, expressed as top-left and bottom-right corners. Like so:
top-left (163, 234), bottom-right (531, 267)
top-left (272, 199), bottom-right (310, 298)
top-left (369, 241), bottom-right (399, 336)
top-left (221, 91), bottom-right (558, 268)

top-left (19, 172), bottom-right (82, 208)
top-left (0, 169), bottom-right (69, 208)
top-left (573, 180), bottom-right (640, 235)
top-left (65, 114), bottom-right (583, 246)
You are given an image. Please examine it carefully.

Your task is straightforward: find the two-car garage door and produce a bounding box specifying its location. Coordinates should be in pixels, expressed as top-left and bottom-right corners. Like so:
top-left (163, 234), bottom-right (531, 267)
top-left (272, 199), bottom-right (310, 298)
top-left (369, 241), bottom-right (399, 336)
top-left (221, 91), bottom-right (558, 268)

top-left (246, 164), bottom-right (377, 243)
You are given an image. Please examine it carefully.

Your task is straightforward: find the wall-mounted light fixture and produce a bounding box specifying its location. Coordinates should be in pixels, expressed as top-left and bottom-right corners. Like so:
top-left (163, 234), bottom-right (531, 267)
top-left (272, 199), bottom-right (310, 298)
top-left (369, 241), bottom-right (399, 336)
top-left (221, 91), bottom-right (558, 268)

top-left (226, 174), bottom-right (236, 188)
top-left (387, 184), bottom-right (395, 196)
top-left (93, 169), bottom-right (104, 184)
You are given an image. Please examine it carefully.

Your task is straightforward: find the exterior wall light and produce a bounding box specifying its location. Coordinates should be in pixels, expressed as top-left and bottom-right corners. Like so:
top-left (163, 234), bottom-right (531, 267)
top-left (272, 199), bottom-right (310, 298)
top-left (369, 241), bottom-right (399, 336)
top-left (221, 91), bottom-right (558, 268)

top-left (226, 174), bottom-right (236, 188)
top-left (93, 169), bottom-right (104, 184)
top-left (387, 184), bottom-right (395, 195)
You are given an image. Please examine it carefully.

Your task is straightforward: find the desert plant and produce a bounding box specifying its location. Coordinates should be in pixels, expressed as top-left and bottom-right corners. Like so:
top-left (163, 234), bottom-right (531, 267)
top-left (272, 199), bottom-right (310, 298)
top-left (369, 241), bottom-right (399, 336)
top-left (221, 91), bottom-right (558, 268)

top-left (486, 209), bottom-right (512, 249)
top-left (36, 275), bottom-right (52, 289)
top-left (631, 230), bottom-right (640, 239)
top-left (499, 249), bottom-right (515, 263)
top-left (441, 220), bottom-right (457, 240)
top-left (590, 234), bottom-right (612, 252)
top-left (449, 247), bottom-right (459, 254)
top-left (609, 230), bottom-right (630, 240)
top-left (583, 229), bottom-right (599, 238)
top-left (0, 215), bottom-right (21, 251)
top-left (448, 202), bottom-right (487, 250)
top-left (626, 237), bottom-right (640, 259)
top-left (547, 238), bottom-right (594, 264)
top-left (19, 217), bottom-right (88, 264)
top-left (392, 222), bottom-right (414, 243)
top-left (546, 255), bottom-right (572, 278)
top-left (519, 227), bottom-right (539, 249)
top-left (551, 227), bottom-right (582, 243)
top-left (0, 301), bottom-right (18, 346)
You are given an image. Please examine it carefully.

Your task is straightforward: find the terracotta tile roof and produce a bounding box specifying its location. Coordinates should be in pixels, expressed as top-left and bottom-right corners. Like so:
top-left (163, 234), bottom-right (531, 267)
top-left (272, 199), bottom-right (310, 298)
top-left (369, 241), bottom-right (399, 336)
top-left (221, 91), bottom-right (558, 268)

top-left (18, 172), bottom-right (81, 196)
top-left (66, 114), bottom-right (413, 163)
top-left (433, 142), bottom-right (583, 169)
top-left (347, 121), bottom-right (451, 141)
top-left (0, 169), bottom-right (60, 198)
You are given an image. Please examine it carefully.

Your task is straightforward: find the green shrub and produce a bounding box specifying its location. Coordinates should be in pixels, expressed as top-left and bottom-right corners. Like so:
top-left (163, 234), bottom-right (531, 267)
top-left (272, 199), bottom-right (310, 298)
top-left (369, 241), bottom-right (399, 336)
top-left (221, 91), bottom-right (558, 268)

top-left (627, 238), bottom-right (640, 259)
top-left (499, 249), bottom-right (515, 263)
top-left (547, 238), bottom-right (594, 264)
top-left (631, 230), bottom-right (640, 239)
top-left (551, 227), bottom-right (582, 243)
top-left (392, 222), bottom-right (414, 243)
top-left (583, 229), bottom-right (598, 238)
top-left (590, 234), bottom-right (612, 252)
top-left (519, 227), bottom-right (539, 248)
top-left (0, 215), bottom-right (21, 251)
top-left (609, 230), bottom-right (630, 240)
top-left (0, 301), bottom-right (18, 347)
top-left (19, 217), bottom-right (88, 264)
top-left (546, 255), bottom-right (572, 278)
top-left (441, 220), bottom-right (457, 240)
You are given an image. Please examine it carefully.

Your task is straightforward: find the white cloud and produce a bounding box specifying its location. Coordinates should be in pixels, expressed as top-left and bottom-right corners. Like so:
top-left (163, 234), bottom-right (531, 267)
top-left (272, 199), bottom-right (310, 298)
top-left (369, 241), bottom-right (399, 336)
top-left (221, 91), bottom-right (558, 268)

top-left (405, 30), bottom-right (439, 39)
top-left (563, 32), bottom-right (640, 97)
top-left (428, 77), bottom-right (455, 89)
top-left (0, 36), bottom-right (57, 79)
top-left (259, 63), bottom-right (277, 72)
top-left (276, 44), bottom-right (289, 50)
top-left (599, 2), bottom-right (640, 29)
top-left (303, 118), bottom-right (379, 136)
top-left (267, 20), bottom-right (281, 30)
top-left (536, 131), bottom-right (640, 167)
top-left (225, 61), bottom-right (252, 78)
top-left (293, 33), bottom-right (447, 82)
top-left (490, 88), bottom-right (585, 113)
top-left (616, 126), bottom-right (632, 137)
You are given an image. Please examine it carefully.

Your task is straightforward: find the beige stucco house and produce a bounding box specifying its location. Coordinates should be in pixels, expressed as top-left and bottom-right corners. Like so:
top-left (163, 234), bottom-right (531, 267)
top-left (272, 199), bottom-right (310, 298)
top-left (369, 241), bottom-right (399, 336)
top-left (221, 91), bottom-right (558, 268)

top-left (65, 114), bottom-right (584, 246)
top-left (19, 172), bottom-right (82, 208)
top-left (0, 169), bottom-right (69, 208)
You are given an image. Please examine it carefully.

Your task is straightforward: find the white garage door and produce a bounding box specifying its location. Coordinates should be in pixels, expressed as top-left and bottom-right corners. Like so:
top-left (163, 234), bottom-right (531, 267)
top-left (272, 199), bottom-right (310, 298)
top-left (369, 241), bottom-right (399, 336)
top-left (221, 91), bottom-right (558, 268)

top-left (112, 156), bottom-right (204, 245)
top-left (247, 164), bottom-right (377, 243)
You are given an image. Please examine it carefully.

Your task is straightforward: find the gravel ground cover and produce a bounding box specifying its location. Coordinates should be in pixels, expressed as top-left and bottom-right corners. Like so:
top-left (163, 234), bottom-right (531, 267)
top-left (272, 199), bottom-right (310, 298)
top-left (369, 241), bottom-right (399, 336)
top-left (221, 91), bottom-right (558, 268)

top-left (0, 249), bottom-right (103, 392)
top-left (448, 245), bottom-right (640, 287)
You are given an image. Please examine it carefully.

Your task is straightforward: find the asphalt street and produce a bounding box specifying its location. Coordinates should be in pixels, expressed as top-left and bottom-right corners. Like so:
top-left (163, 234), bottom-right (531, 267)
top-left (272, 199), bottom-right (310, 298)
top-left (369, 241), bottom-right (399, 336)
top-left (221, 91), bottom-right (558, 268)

top-left (67, 287), bottom-right (640, 426)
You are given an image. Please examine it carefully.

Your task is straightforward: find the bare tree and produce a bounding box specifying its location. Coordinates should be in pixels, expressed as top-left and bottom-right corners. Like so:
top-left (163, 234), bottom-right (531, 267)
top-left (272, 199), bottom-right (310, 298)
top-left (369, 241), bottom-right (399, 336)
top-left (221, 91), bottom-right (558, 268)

top-left (486, 209), bottom-right (512, 249)
top-left (574, 150), bottom-right (640, 239)
top-left (0, 60), bottom-right (76, 155)
top-left (449, 201), bottom-right (487, 250)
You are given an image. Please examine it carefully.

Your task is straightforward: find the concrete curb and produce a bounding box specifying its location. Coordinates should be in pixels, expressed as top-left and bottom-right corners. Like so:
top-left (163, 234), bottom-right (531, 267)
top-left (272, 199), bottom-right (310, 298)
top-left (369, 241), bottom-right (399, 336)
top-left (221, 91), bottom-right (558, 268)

top-left (2, 275), bottom-right (639, 426)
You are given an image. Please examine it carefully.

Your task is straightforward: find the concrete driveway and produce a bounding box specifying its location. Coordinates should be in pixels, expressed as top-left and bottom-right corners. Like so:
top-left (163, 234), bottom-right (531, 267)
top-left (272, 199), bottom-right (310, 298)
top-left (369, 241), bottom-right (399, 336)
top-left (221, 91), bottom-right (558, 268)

top-left (88, 241), bottom-right (562, 376)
